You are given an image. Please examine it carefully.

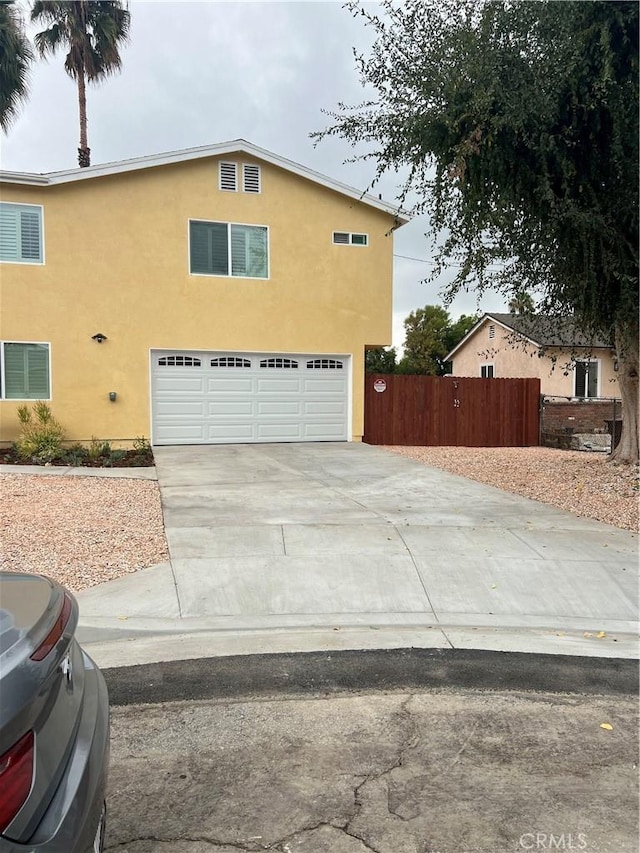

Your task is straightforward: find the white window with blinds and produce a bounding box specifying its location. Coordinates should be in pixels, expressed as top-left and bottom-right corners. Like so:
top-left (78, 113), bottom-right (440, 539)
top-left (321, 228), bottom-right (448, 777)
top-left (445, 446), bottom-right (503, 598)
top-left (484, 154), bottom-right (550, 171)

top-left (189, 220), bottom-right (269, 279)
top-left (0, 203), bottom-right (44, 264)
top-left (0, 342), bottom-right (51, 399)
top-left (332, 231), bottom-right (368, 246)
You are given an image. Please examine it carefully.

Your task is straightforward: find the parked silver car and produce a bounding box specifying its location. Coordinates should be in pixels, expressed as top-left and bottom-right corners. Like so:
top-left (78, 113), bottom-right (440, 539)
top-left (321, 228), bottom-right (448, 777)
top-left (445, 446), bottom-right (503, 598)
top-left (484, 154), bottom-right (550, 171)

top-left (0, 572), bottom-right (109, 853)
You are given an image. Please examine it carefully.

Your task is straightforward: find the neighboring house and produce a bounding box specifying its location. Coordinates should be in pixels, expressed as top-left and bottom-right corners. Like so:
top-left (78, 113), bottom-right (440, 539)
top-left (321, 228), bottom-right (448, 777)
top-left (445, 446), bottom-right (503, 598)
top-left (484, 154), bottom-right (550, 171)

top-left (446, 313), bottom-right (619, 398)
top-left (0, 140), bottom-right (407, 446)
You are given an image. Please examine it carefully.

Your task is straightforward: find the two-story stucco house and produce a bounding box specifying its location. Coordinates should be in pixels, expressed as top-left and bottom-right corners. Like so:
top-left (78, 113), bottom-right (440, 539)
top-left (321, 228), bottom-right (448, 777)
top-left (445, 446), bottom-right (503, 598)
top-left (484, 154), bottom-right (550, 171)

top-left (0, 140), bottom-right (407, 446)
top-left (446, 313), bottom-right (619, 398)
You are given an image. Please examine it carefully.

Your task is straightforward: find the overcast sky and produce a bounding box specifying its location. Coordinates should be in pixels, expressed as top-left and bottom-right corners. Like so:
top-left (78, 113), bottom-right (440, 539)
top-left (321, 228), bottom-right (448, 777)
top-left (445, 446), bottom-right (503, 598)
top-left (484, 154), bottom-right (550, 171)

top-left (2, 0), bottom-right (507, 350)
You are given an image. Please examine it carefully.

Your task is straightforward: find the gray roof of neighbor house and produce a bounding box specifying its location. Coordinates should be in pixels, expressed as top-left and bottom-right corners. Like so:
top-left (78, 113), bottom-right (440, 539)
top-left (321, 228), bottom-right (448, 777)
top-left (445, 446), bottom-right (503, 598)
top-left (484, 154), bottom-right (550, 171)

top-left (0, 139), bottom-right (410, 224)
top-left (446, 312), bottom-right (614, 361)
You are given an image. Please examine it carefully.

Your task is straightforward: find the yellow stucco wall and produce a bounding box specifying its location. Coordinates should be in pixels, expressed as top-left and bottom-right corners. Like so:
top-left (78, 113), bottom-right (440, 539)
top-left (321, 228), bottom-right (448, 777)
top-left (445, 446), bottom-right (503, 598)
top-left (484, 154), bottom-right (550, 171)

top-left (451, 319), bottom-right (619, 397)
top-left (0, 154), bottom-right (398, 443)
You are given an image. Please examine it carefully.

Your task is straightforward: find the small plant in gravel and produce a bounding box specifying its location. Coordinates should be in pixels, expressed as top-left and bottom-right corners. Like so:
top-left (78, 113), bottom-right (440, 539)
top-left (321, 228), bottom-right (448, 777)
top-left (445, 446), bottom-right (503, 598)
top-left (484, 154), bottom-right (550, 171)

top-left (15, 402), bottom-right (66, 464)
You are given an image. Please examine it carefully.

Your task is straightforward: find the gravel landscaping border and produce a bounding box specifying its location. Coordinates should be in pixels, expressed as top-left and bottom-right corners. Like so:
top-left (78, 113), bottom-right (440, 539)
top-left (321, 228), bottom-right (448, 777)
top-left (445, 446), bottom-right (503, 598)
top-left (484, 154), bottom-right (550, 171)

top-left (0, 474), bottom-right (169, 592)
top-left (385, 446), bottom-right (639, 532)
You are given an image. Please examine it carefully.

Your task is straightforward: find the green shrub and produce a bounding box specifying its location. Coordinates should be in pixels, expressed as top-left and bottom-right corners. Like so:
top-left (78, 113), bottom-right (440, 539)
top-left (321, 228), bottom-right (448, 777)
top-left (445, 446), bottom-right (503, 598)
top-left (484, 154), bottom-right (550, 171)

top-left (16, 402), bottom-right (65, 464)
top-left (133, 435), bottom-right (151, 453)
top-left (87, 436), bottom-right (110, 462)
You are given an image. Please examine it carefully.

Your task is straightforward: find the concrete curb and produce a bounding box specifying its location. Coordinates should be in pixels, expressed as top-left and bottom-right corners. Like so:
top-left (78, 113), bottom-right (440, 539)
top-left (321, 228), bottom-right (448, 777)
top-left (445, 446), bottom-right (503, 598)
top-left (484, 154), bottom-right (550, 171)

top-left (0, 464), bottom-right (157, 479)
top-left (103, 647), bottom-right (640, 706)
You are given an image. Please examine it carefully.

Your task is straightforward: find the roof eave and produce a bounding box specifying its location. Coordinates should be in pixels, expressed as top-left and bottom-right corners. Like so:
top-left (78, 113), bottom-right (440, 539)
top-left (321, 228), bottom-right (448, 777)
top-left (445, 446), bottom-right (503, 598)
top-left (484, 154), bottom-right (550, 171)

top-left (0, 139), bottom-right (410, 223)
top-left (445, 313), bottom-right (541, 361)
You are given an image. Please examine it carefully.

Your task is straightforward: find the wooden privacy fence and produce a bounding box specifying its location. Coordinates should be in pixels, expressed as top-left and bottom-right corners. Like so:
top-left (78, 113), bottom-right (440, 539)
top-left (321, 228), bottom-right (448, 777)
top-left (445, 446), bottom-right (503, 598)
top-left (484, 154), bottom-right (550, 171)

top-left (364, 375), bottom-right (540, 447)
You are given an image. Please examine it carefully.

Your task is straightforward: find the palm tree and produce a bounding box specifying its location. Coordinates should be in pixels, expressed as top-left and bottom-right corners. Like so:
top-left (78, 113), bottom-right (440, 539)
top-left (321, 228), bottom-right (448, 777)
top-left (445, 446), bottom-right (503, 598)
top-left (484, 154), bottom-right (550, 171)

top-left (0, 1), bottom-right (33, 133)
top-left (31, 1), bottom-right (130, 167)
top-left (508, 290), bottom-right (535, 314)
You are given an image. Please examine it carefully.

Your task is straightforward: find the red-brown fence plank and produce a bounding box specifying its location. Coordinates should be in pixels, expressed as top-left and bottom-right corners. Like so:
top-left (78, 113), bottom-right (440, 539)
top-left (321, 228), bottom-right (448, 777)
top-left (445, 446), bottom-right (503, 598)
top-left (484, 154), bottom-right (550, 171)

top-left (364, 375), bottom-right (540, 446)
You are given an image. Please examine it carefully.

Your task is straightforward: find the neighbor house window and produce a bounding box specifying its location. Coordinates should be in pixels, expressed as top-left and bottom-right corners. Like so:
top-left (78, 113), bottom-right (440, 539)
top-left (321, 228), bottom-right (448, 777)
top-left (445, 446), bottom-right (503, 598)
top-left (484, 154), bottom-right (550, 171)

top-left (189, 221), bottom-right (268, 278)
top-left (0, 203), bottom-right (44, 264)
top-left (333, 231), bottom-right (368, 246)
top-left (480, 363), bottom-right (495, 378)
top-left (574, 360), bottom-right (599, 398)
top-left (0, 342), bottom-right (50, 399)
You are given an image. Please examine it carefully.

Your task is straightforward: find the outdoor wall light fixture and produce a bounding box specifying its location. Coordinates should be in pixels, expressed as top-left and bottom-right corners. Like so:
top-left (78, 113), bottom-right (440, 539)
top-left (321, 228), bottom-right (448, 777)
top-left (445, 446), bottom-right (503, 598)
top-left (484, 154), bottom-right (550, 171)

top-left (108, 391), bottom-right (117, 402)
top-left (91, 333), bottom-right (107, 343)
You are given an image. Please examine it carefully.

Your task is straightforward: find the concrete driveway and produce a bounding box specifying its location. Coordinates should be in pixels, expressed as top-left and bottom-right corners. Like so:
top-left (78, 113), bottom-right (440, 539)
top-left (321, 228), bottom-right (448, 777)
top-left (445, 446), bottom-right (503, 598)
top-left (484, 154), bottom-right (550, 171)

top-left (77, 442), bottom-right (638, 665)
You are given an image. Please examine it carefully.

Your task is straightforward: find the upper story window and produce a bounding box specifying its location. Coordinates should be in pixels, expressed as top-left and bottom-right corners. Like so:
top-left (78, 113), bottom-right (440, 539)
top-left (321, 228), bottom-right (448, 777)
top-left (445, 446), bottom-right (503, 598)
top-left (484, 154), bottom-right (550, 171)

top-left (0, 203), bottom-right (44, 264)
top-left (1, 342), bottom-right (50, 399)
top-left (218, 161), bottom-right (261, 194)
top-left (574, 360), bottom-right (599, 398)
top-left (333, 231), bottom-right (368, 246)
top-left (480, 363), bottom-right (495, 378)
top-left (189, 220), bottom-right (269, 279)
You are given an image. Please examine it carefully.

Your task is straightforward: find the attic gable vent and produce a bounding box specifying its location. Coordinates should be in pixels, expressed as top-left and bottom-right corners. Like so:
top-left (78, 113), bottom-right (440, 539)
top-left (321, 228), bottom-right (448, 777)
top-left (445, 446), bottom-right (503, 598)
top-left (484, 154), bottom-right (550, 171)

top-left (219, 161), bottom-right (238, 192)
top-left (489, 324), bottom-right (496, 339)
top-left (243, 164), bottom-right (261, 193)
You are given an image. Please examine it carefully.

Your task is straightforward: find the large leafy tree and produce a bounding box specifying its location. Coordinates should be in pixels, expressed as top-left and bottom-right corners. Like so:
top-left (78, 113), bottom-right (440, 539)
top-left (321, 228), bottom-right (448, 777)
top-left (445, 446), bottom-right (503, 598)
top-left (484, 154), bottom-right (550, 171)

top-left (365, 346), bottom-right (398, 374)
top-left (31, 0), bottom-right (130, 167)
top-left (315, 0), bottom-right (639, 462)
top-left (0, 1), bottom-right (33, 132)
top-left (398, 306), bottom-right (477, 374)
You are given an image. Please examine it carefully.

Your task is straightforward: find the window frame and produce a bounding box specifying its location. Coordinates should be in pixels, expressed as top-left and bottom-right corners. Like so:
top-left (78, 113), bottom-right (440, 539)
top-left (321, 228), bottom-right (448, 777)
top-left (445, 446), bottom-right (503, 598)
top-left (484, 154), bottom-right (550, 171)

top-left (480, 363), bottom-right (495, 379)
top-left (332, 231), bottom-right (369, 247)
top-left (0, 202), bottom-right (45, 265)
top-left (188, 219), bottom-right (270, 280)
top-left (0, 340), bottom-right (52, 400)
top-left (573, 358), bottom-right (600, 399)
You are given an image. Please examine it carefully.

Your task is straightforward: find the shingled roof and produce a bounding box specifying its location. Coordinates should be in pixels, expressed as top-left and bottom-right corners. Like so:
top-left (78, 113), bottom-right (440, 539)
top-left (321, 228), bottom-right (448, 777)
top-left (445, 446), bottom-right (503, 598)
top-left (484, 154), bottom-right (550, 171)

top-left (488, 313), bottom-right (613, 348)
top-left (446, 312), bottom-right (614, 361)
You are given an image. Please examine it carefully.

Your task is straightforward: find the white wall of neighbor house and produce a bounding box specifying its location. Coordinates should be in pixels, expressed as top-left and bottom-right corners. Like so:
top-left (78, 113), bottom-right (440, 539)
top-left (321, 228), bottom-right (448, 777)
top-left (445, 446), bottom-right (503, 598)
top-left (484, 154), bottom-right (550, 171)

top-left (451, 324), bottom-right (619, 397)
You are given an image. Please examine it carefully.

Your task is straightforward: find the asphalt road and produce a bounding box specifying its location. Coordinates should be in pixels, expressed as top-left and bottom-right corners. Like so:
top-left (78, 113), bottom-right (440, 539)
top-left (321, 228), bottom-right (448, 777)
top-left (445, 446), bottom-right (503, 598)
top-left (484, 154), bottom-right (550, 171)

top-left (103, 650), bottom-right (639, 853)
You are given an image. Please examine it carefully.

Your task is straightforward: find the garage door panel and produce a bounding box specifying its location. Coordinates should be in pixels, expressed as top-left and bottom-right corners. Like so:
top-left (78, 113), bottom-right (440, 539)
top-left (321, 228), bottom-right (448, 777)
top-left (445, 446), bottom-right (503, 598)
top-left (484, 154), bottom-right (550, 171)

top-left (208, 423), bottom-right (255, 441)
top-left (257, 378), bottom-right (302, 393)
top-left (156, 376), bottom-right (206, 393)
top-left (208, 377), bottom-right (255, 393)
top-left (258, 401), bottom-right (302, 416)
top-left (156, 401), bottom-right (206, 417)
top-left (304, 401), bottom-right (346, 415)
top-left (257, 423), bottom-right (302, 439)
top-left (152, 351), bottom-right (349, 445)
top-left (156, 424), bottom-right (207, 442)
top-left (304, 423), bottom-right (347, 438)
top-left (303, 378), bottom-right (346, 393)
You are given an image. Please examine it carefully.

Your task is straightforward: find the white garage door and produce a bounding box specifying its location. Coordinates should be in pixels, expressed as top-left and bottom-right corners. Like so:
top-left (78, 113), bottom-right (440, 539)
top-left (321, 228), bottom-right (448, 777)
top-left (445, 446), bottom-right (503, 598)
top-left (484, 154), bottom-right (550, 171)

top-left (151, 350), bottom-right (350, 445)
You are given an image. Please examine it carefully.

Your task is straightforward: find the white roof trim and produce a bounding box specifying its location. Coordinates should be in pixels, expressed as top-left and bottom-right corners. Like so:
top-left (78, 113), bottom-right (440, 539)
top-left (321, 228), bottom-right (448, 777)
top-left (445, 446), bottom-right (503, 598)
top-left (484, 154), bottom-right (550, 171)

top-left (0, 139), bottom-right (410, 223)
top-left (445, 314), bottom-right (540, 361)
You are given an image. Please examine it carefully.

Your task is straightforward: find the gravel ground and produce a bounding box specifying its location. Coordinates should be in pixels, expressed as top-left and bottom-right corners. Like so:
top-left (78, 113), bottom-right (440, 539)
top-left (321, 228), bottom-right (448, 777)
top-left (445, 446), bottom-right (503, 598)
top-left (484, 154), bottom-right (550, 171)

top-left (385, 446), bottom-right (639, 532)
top-left (0, 475), bottom-right (169, 592)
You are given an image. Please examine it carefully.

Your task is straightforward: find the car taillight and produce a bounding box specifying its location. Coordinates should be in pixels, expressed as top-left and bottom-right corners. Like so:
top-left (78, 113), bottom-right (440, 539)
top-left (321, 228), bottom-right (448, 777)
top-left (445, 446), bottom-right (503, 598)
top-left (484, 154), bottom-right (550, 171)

top-left (30, 592), bottom-right (73, 662)
top-left (0, 731), bottom-right (34, 832)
